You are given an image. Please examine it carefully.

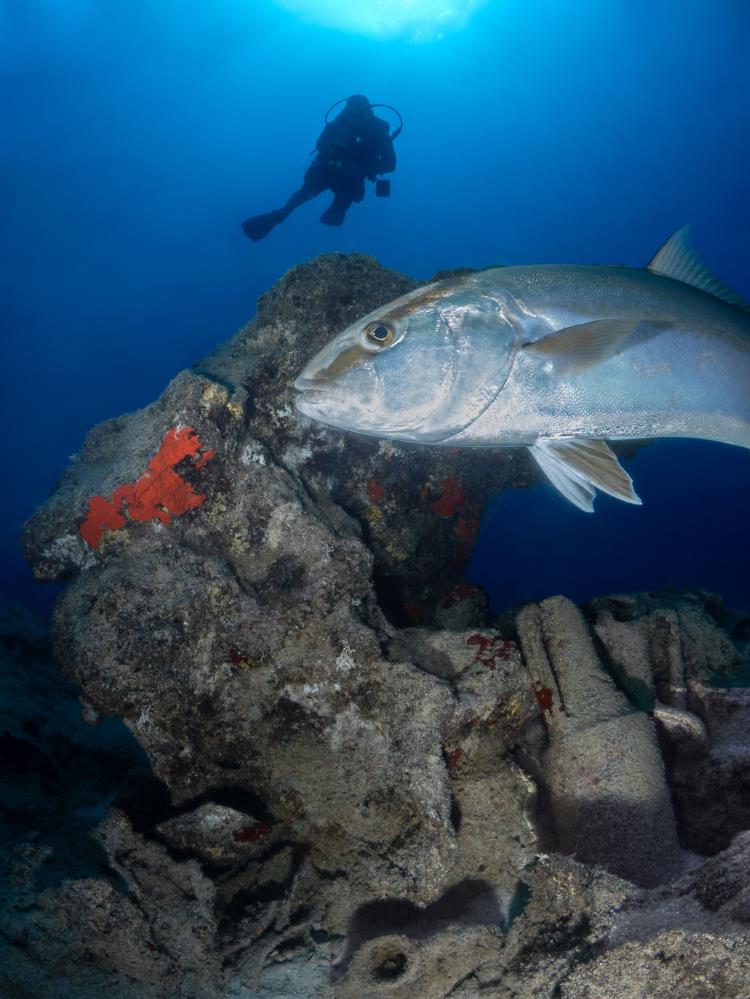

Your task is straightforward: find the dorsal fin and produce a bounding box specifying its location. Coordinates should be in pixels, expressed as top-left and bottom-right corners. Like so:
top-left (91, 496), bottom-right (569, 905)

top-left (647, 226), bottom-right (750, 313)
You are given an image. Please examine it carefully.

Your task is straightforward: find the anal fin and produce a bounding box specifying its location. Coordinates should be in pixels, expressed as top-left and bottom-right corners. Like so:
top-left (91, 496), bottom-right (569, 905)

top-left (529, 438), bottom-right (642, 512)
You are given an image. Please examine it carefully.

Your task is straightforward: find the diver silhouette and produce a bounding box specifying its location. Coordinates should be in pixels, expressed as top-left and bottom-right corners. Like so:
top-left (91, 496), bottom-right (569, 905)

top-left (241, 95), bottom-right (399, 242)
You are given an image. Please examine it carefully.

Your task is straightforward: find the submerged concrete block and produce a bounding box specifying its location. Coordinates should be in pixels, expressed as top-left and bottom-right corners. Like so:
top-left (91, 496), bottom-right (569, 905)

top-left (517, 596), bottom-right (681, 886)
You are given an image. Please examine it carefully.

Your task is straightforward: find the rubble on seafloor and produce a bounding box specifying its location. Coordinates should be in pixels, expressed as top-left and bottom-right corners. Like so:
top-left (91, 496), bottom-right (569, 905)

top-left (4, 253), bottom-right (750, 998)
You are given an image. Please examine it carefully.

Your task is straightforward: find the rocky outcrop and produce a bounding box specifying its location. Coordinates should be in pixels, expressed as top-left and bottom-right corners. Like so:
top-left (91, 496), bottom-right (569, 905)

top-left (10, 254), bottom-right (750, 998)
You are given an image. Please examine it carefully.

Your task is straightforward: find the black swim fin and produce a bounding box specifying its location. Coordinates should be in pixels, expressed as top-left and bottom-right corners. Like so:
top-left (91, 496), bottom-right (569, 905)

top-left (241, 211), bottom-right (281, 242)
top-left (319, 204), bottom-right (346, 227)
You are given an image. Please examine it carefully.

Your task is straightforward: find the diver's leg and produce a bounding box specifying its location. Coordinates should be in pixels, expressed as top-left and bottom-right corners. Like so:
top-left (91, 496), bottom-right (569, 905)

top-left (319, 193), bottom-right (352, 227)
top-left (241, 166), bottom-right (328, 241)
top-left (319, 177), bottom-right (364, 227)
top-left (277, 181), bottom-right (318, 217)
top-left (279, 162), bottom-right (330, 217)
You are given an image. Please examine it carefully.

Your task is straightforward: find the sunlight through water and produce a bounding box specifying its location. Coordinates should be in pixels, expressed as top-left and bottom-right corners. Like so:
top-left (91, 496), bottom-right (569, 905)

top-left (270, 0), bottom-right (489, 40)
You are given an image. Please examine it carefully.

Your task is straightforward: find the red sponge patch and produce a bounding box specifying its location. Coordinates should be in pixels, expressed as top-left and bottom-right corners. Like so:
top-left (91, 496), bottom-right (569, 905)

top-left (80, 427), bottom-right (214, 549)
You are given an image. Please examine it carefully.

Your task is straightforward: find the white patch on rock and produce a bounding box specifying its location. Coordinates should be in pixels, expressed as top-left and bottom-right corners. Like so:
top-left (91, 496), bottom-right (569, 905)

top-left (240, 441), bottom-right (267, 466)
top-left (378, 440), bottom-right (405, 459)
top-left (200, 811), bottom-right (225, 832)
top-left (264, 501), bottom-right (302, 549)
top-left (335, 643), bottom-right (357, 673)
top-left (329, 703), bottom-right (384, 754)
top-left (282, 443), bottom-right (314, 468)
top-left (41, 533), bottom-right (96, 571)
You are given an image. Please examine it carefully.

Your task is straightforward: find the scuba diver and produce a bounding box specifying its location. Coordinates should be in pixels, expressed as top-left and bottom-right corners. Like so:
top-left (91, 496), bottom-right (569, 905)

top-left (241, 95), bottom-right (401, 241)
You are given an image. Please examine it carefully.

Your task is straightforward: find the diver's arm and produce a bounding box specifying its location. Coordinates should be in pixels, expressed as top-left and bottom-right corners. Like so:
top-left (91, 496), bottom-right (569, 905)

top-left (370, 120), bottom-right (396, 174)
top-left (376, 138), bottom-right (397, 174)
top-left (315, 122), bottom-right (342, 159)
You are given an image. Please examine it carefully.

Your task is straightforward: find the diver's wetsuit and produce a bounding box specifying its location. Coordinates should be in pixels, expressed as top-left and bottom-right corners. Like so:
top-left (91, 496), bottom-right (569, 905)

top-left (242, 96), bottom-right (396, 241)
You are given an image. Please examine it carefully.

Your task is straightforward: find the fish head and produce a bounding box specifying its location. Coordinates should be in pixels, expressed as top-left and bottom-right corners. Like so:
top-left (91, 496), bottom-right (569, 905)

top-left (294, 277), bottom-right (516, 442)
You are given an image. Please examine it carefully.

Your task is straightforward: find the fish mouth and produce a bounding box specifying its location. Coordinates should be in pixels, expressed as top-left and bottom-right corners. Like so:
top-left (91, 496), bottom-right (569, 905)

top-left (294, 374), bottom-right (326, 392)
top-left (294, 376), bottom-right (350, 418)
top-left (293, 377), bottom-right (339, 404)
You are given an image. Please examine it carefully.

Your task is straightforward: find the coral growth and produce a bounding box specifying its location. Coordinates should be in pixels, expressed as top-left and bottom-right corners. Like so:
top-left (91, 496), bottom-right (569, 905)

top-left (79, 427), bottom-right (214, 548)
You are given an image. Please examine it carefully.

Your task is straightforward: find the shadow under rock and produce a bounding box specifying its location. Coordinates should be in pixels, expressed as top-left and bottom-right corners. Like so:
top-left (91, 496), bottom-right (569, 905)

top-left (333, 877), bottom-right (529, 979)
top-left (0, 600), bottom-right (165, 894)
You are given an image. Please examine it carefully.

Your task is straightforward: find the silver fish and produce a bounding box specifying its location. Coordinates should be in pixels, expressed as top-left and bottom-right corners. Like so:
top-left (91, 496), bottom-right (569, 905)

top-left (295, 228), bottom-right (750, 511)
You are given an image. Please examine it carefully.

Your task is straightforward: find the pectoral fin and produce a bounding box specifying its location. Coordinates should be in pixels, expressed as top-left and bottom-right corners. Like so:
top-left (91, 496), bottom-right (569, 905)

top-left (522, 320), bottom-right (637, 375)
top-left (529, 438), bottom-right (642, 512)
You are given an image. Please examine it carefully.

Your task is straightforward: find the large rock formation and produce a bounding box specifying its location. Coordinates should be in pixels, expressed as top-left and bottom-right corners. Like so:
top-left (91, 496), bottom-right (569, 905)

top-left (8, 254), bottom-right (750, 998)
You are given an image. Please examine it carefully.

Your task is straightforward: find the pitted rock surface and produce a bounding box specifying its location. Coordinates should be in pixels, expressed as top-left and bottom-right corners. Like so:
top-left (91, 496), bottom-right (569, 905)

top-left (10, 254), bottom-right (750, 998)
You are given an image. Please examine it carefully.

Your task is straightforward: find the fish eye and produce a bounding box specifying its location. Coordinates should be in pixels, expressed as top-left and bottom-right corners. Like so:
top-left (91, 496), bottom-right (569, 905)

top-left (365, 322), bottom-right (395, 347)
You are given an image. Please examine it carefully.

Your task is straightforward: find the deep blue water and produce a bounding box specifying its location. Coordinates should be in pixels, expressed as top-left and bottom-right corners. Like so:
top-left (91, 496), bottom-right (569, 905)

top-left (3, 0), bottom-right (750, 615)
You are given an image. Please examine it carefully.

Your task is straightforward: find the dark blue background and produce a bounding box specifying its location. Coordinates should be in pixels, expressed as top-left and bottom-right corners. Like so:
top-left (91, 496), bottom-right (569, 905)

top-left (3, 0), bottom-right (750, 614)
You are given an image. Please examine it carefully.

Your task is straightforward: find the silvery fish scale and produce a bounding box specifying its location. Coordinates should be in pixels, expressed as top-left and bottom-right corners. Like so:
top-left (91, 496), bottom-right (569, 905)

top-left (448, 264), bottom-right (750, 446)
top-left (295, 229), bottom-right (750, 511)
